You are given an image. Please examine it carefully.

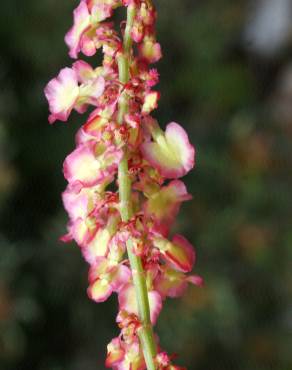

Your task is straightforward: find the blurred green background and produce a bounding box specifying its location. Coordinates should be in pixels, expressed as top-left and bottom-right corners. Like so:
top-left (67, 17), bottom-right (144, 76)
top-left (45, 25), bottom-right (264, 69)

top-left (1, 0), bottom-right (292, 369)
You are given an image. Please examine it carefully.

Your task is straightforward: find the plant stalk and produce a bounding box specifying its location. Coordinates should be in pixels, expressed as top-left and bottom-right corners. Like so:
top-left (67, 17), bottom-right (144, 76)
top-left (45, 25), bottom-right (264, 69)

top-left (117, 4), bottom-right (157, 370)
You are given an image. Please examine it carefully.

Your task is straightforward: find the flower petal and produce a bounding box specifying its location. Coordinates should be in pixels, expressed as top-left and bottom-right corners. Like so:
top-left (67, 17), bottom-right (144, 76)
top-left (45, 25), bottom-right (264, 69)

top-left (65, 1), bottom-right (91, 59)
top-left (144, 180), bottom-right (192, 235)
top-left (62, 184), bottom-right (96, 221)
top-left (88, 257), bottom-right (111, 283)
top-left (139, 37), bottom-right (162, 63)
top-left (78, 76), bottom-right (105, 105)
top-left (142, 91), bottom-right (159, 114)
top-left (141, 122), bottom-right (195, 179)
top-left (153, 234), bottom-right (195, 273)
top-left (118, 284), bottom-right (162, 325)
top-left (106, 338), bottom-right (145, 370)
top-left (81, 228), bottom-right (110, 263)
top-left (187, 275), bottom-right (204, 286)
top-left (71, 218), bottom-right (92, 246)
top-left (91, 3), bottom-right (113, 23)
top-left (155, 267), bottom-right (187, 298)
top-left (88, 278), bottom-right (113, 302)
top-left (111, 265), bottom-right (131, 292)
top-left (106, 338), bottom-right (125, 368)
top-left (72, 60), bottom-right (95, 82)
top-left (44, 68), bottom-right (79, 124)
top-left (63, 143), bottom-right (101, 187)
top-left (82, 213), bottom-right (120, 264)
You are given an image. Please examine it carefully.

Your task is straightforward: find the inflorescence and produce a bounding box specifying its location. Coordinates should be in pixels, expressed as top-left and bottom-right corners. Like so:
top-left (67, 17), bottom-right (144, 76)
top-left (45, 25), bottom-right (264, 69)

top-left (45, 1), bottom-right (202, 369)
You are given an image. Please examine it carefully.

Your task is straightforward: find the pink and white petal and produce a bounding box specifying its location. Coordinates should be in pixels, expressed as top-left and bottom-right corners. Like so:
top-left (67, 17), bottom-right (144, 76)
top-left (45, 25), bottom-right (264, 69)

top-left (62, 185), bottom-right (93, 221)
top-left (118, 285), bottom-right (135, 317)
top-left (142, 91), bottom-right (160, 115)
top-left (121, 341), bottom-right (145, 370)
top-left (153, 235), bottom-right (195, 273)
top-left (141, 122), bottom-right (195, 179)
top-left (82, 227), bottom-right (111, 264)
top-left (144, 180), bottom-right (191, 228)
top-left (163, 280), bottom-right (188, 299)
top-left (65, 1), bottom-right (91, 58)
top-left (91, 4), bottom-right (113, 23)
top-left (154, 268), bottom-right (188, 298)
top-left (118, 284), bottom-right (162, 325)
top-left (165, 234), bottom-right (195, 273)
top-left (72, 60), bottom-right (95, 82)
top-left (74, 102), bottom-right (88, 114)
top-left (91, 76), bottom-right (106, 99)
top-left (79, 76), bottom-right (105, 105)
top-left (71, 218), bottom-right (91, 246)
top-left (106, 337), bottom-right (125, 368)
top-left (168, 180), bottom-right (192, 202)
top-left (88, 257), bottom-right (111, 283)
top-left (63, 144), bottom-right (101, 186)
top-left (75, 126), bottom-right (90, 145)
top-left (84, 114), bottom-right (107, 135)
top-left (107, 336), bottom-right (144, 370)
top-left (107, 230), bottom-right (129, 261)
top-left (88, 278), bottom-right (113, 302)
top-left (148, 290), bottom-right (162, 325)
top-left (139, 38), bottom-right (162, 63)
top-left (88, 101), bottom-right (117, 122)
top-left (111, 265), bottom-right (131, 292)
top-left (75, 115), bottom-right (107, 145)
top-left (44, 68), bottom-right (79, 124)
top-left (102, 147), bottom-right (123, 172)
top-left (80, 34), bottom-right (97, 57)
top-left (165, 122), bottom-right (195, 175)
top-left (187, 275), bottom-right (204, 286)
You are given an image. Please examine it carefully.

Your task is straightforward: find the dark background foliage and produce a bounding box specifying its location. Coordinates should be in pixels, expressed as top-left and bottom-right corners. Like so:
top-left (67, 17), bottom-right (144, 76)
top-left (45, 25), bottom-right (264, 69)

top-left (0, 1), bottom-right (292, 369)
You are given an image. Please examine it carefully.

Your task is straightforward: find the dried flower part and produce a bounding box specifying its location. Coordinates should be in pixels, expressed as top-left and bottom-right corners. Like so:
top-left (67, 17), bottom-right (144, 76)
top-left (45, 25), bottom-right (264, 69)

top-left (45, 0), bottom-right (202, 368)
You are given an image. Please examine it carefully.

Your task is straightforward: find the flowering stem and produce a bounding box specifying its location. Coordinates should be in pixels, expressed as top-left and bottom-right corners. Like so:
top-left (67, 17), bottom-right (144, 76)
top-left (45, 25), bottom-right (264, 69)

top-left (117, 4), bottom-right (157, 370)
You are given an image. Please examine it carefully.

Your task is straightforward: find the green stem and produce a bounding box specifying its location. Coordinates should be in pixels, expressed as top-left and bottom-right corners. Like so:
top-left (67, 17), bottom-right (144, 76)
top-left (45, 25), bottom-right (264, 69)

top-left (117, 4), bottom-right (157, 370)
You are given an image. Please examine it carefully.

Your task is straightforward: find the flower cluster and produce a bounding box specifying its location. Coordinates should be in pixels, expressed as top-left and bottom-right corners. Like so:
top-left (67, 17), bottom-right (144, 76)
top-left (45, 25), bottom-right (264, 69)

top-left (45, 1), bottom-right (202, 369)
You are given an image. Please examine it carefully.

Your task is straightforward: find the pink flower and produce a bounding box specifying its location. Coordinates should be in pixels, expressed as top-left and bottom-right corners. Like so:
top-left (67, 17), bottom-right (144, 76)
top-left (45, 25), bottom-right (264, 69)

top-left (155, 265), bottom-right (203, 299)
top-left (144, 180), bottom-right (192, 235)
top-left (44, 66), bottom-right (105, 124)
top-left (64, 143), bottom-right (103, 186)
top-left (87, 0), bottom-right (121, 11)
top-left (75, 112), bottom-right (116, 145)
top-left (88, 257), bottom-right (131, 302)
top-left (62, 183), bottom-right (97, 221)
top-left (153, 234), bottom-right (195, 273)
top-left (73, 60), bottom-right (97, 82)
top-left (141, 121), bottom-right (195, 179)
top-left (81, 211), bottom-right (120, 264)
top-left (155, 352), bottom-right (187, 370)
top-left (63, 142), bottom-right (122, 187)
top-left (106, 337), bottom-right (145, 370)
top-left (45, 0), bottom-right (202, 367)
top-left (142, 91), bottom-right (160, 114)
top-left (65, 1), bottom-right (91, 59)
top-left (139, 37), bottom-right (162, 64)
top-left (118, 283), bottom-right (162, 325)
top-left (44, 68), bottom-right (80, 124)
top-left (65, 1), bottom-right (119, 59)
top-left (77, 75), bottom-right (106, 109)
